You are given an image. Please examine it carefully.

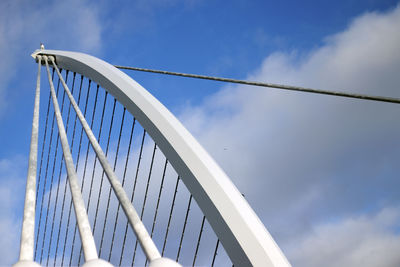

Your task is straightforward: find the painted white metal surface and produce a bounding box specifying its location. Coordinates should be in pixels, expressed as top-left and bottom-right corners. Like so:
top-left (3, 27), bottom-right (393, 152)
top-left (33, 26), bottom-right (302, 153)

top-left (32, 49), bottom-right (291, 267)
top-left (15, 56), bottom-right (42, 267)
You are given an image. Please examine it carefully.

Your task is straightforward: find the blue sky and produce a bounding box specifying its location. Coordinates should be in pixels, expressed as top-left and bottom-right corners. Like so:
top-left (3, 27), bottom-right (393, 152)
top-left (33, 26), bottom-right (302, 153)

top-left (1, 0), bottom-right (400, 266)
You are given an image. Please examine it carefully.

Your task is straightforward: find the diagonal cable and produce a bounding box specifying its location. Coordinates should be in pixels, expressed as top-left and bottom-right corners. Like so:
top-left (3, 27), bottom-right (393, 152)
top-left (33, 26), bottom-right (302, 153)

top-left (44, 56), bottom-right (98, 262)
top-left (50, 57), bottom-right (162, 262)
top-left (115, 65), bottom-right (400, 104)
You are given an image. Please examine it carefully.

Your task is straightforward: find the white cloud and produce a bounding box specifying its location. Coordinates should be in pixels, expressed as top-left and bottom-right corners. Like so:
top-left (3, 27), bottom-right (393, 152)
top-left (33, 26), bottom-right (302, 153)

top-left (0, 0), bottom-right (102, 116)
top-left (178, 4), bottom-right (400, 265)
top-left (0, 156), bottom-right (28, 265)
top-left (288, 207), bottom-right (400, 267)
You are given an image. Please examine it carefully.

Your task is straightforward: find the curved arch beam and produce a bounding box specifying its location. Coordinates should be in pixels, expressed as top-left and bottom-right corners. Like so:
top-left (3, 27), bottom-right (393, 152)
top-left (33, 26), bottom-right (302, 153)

top-left (32, 49), bottom-right (290, 267)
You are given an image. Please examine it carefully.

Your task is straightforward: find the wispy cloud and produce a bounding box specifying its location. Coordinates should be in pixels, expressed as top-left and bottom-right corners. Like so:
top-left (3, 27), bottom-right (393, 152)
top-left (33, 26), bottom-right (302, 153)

top-left (0, 0), bottom-right (102, 117)
top-left (289, 207), bottom-right (400, 267)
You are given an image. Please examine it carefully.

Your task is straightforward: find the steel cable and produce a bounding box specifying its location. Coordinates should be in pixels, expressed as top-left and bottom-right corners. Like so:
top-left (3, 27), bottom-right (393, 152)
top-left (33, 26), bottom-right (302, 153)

top-left (192, 216), bottom-right (206, 266)
top-left (162, 176), bottom-right (180, 256)
top-left (67, 83), bottom-right (97, 266)
top-left (115, 65), bottom-right (400, 105)
top-left (119, 129), bottom-right (146, 265)
top-left (211, 239), bottom-right (220, 267)
top-left (145, 158), bottom-right (169, 266)
top-left (34, 69), bottom-right (54, 259)
top-left (99, 103), bottom-right (125, 257)
top-left (109, 115), bottom-right (135, 262)
top-left (92, 98), bottom-right (117, 237)
top-left (132, 143), bottom-right (157, 266)
top-left (35, 70), bottom-right (61, 260)
top-left (39, 71), bottom-right (69, 263)
top-left (77, 89), bottom-right (108, 266)
top-left (54, 75), bottom-right (85, 266)
top-left (176, 195), bottom-right (193, 262)
top-left (35, 69), bottom-right (54, 209)
top-left (45, 72), bottom-right (76, 266)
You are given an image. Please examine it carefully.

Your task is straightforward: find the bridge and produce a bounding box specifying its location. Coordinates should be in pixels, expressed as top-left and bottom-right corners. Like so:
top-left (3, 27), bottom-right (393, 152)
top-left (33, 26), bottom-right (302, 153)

top-left (14, 46), bottom-right (400, 267)
top-left (13, 47), bottom-right (291, 267)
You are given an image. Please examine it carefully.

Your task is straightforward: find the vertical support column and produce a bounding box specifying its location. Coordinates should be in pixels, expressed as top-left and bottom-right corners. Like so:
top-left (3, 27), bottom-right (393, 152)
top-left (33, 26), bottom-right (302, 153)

top-left (13, 56), bottom-right (43, 267)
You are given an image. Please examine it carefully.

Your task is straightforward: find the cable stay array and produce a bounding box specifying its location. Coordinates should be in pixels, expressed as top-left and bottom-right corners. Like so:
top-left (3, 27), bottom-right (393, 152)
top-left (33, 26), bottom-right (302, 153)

top-left (15, 48), bottom-right (294, 267)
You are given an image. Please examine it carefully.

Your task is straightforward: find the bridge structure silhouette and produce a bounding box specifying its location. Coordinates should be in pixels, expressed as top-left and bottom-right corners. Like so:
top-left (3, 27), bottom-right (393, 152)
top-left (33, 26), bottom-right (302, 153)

top-left (13, 48), bottom-right (291, 267)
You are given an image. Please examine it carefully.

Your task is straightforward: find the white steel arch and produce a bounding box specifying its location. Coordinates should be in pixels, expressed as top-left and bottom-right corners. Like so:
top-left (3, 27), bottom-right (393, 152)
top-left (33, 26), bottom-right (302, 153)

top-left (31, 49), bottom-right (291, 267)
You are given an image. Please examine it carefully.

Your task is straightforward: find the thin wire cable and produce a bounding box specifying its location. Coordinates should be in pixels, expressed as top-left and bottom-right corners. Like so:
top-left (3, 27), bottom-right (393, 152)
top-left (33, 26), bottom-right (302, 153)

top-left (145, 158), bottom-right (169, 266)
top-left (132, 142), bottom-right (157, 266)
top-left (40, 71), bottom-right (69, 263)
top-left (55, 57), bottom-right (162, 262)
top-left (115, 65), bottom-right (400, 105)
top-left (176, 195), bottom-right (193, 262)
top-left (46, 72), bottom-right (76, 266)
top-left (99, 104), bottom-right (125, 257)
top-left (192, 216), bottom-right (206, 266)
top-left (109, 115), bottom-right (135, 262)
top-left (34, 69), bottom-right (54, 260)
top-left (77, 89), bottom-right (108, 266)
top-left (43, 71), bottom-right (69, 265)
top-left (211, 239), bottom-right (220, 267)
top-left (35, 68), bottom-right (54, 209)
top-left (119, 129), bottom-right (146, 266)
top-left (42, 71), bottom-right (69, 264)
top-left (35, 70), bottom-right (61, 260)
top-left (92, 98), bottom-right (117, 236)
top-left (46, 56), bottom-right (99, 263)
top-left (162, 176), bottom-right (180, 256)
top-left (62, 80), bottom-right (93, 265)
top-left (70, 84), bottom-right (100, 266)
top-left (54, 75), bottom-right (85, 266)
top-left (63, 79), bottom-right (91, 265)
top-left (150, 159), bottom-right (168, 238)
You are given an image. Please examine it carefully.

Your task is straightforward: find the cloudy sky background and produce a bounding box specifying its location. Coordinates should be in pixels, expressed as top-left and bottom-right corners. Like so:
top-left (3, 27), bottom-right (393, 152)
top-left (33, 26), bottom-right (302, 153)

top-left (0, 0), bottom-right (399, 266)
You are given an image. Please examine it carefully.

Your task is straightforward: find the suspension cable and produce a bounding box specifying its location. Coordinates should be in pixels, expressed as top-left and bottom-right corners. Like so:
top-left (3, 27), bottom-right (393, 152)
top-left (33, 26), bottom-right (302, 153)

top-left (119, 129), bottom-right (146, 265)
top-left (115, 65), bottom-right (400, 104)
top-left (44, 56), bottom-right (99, 262)
top-left (35, 68), bottom-right (54, 209)
top-left (176, 195), bottom-right (193, 261)
top-left (99, 104), bottom-right (125, 257)
top-left (78, 89), bottom-right (107, 266)
top-left (109, 114), bottom-right (135, 262)
top-left (50, 57), bottom-right (162, 262)
top-left (64, 81), bottom-right (95, 266)
top-left (35, 70), bottom-right (61, 260)
top-left (40, 70), bottom-right (69, 264)
top-left (73, 84), bottom-right (100, 266)
top-left (46, 72), bottom-right (76, 266)
top-left (34, 68), bottom-right (53, 262)
top-left (162, 176), bottom-right (180, 256)
top-left (132, 142), bottom-right (158, 266)
top-left (92, 98), bottom-right (117, 237)
top-left (150, 158), bottom-right (168, 238)
top-left (54, 74), bottom-right (85, 266)
top-left (144, 158), bottom-right (169, 266)
top-left (98, 99), bottom-right (120, 256)
top-left (211, 239), bottom-right (220, 267)
top-left (192, 215), bottom-right (206, 266)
